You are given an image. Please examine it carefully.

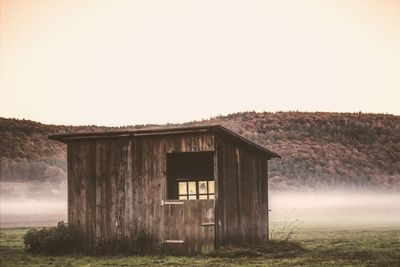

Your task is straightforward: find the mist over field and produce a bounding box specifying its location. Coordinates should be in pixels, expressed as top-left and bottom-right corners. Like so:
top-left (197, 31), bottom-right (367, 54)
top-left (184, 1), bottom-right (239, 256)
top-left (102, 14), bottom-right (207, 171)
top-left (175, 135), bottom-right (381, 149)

top-left (269, 190), bottom-right (400, 227)
top-left (0, 181), bottom-right (67, 228)
top-left (1, 181), bottom-right (399, 228)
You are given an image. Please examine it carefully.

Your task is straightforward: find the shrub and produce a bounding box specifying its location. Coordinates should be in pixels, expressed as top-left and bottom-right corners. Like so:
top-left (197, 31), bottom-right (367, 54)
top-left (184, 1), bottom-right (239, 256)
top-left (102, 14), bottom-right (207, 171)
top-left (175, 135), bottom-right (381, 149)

top-left (23, 221), bottom-right (79, 255)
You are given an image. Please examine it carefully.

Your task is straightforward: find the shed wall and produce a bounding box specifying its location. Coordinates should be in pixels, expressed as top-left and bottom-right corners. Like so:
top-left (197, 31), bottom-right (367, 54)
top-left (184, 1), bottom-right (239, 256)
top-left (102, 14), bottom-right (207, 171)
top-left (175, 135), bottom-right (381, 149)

top-left (215, 134), bottom-right (269, 248)
top-left (67, 133), bottom-right (215, 248)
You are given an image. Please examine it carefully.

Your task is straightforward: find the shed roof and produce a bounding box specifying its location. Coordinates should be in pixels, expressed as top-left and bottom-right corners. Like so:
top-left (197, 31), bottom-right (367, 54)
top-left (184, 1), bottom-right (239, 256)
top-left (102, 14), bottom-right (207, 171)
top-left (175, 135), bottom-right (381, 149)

top-left (49, 124), bottom-right (281, 159)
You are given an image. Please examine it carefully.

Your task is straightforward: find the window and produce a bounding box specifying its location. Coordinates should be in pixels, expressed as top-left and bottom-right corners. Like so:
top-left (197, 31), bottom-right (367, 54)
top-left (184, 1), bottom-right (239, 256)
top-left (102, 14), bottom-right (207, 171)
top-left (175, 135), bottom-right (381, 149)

top-left (178, 180), bottom-right (215, 200)
top-left (166, 151), bottom-right (214, 200)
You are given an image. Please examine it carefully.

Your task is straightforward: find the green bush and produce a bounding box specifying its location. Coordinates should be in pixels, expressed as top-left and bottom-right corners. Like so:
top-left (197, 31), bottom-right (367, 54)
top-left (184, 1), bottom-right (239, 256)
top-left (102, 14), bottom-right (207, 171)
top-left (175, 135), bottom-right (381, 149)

top-left (23, 221), bottom-right (79, 255)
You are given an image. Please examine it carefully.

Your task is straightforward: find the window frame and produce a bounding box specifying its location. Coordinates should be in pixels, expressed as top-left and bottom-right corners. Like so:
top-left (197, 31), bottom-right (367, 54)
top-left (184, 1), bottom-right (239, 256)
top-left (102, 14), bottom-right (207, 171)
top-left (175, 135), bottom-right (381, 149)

top-left (177, 179), bottom-right (215, 200)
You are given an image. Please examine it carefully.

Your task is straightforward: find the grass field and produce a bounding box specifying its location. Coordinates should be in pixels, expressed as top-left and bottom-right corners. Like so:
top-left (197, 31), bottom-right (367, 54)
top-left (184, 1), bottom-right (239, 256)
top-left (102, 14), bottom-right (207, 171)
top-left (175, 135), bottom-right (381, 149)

top-left (1, 224), bottom-right (400, 267)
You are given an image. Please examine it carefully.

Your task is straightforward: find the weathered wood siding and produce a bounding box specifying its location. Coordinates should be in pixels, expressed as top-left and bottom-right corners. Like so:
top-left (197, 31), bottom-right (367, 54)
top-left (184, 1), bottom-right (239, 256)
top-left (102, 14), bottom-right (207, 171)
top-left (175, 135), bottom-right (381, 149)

top-left (67, 130), bottom-right (270, 252)
top-left (67, 133), bottom-right (215, 249)
top-left (214, 134), bottom-right (269, 248)
top-left (163, 200), bottom-right (214, 254)
top-left (68, 138), bottom-right (132, 248)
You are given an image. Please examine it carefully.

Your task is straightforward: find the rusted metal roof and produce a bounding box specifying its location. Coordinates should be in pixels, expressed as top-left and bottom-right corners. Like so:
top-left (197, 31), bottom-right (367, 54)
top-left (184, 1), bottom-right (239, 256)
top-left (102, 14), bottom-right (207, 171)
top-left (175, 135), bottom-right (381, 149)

top-left (49, 124), bottom-right (281, 158)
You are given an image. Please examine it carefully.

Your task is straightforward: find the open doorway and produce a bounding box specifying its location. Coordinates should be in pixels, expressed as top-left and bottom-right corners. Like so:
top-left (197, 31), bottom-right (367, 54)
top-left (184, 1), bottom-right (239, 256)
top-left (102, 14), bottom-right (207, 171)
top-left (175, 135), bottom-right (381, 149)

top-left (166, 151), bottom-right (214, 200)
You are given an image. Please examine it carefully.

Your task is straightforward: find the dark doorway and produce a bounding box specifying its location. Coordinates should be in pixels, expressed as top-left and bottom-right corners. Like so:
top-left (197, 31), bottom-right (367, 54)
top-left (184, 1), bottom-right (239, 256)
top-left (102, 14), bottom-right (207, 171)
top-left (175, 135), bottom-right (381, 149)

top-left (166, 151), bottom-right (214, 200)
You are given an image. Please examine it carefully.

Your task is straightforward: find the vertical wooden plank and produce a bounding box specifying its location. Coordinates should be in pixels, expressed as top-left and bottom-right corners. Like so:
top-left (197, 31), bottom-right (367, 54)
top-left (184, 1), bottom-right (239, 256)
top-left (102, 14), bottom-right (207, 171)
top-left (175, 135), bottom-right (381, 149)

top-left (235, 147), bottom-right (242, 245)
top-left (263, 159), bottom-right (269, 240)
top-left (87, 141), bottom-right (96, 248)
top-left (117, 140), bottom-right (126, 239)
top-left (124, 139), bottom-right (133, 238)
top-left (78, 143), bottom-right (87, 245)
top-left (67, 144), bottom-right (76, 227)
top-left (215, 134), bottom-right (224, 248)
top-left (104, 141), bottom-right (112, 240)
top-left (213, 135), bottom-right (218, 250)
top-left (132, 137), bottom-right (141, 236)
top-left (201, 200), bottom-right (215, 253)
top-left (256, 155), bottom-right (264, 242)
top-left (100, 141), bottom-right (107, 241)
top-left (142, 138), bottom-right (150, 237)
top-left (95, 141), bottom-right (102, 244)
top-left (110, 141), bottom-right (118, 239)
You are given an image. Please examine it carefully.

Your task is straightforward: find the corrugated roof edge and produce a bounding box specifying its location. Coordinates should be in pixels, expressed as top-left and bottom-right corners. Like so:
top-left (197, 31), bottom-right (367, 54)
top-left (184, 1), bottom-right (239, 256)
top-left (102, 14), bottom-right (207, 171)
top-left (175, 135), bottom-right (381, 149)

top-left (48, 124), bottom-right (281, 159)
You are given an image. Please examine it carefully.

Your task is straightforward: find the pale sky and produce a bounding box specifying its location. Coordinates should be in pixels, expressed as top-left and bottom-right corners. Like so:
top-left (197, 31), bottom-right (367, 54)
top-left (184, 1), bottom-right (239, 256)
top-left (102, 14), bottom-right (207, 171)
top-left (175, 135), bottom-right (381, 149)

top-left (1, 0), bottom-right (399, 126)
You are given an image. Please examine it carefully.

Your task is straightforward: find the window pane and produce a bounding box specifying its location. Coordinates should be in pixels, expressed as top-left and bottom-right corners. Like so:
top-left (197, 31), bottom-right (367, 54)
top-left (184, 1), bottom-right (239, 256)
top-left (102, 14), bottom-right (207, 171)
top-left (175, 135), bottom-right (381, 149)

top-left (179, 195), bottom-right (188, 200)
top-left (188, 195), bottom-right (196, 200)
top-left (208, 181), bottom-right (215, 194)
top-left (188, 182), bottom-right (196, 195)
top-left (209, 194), bottom-right (215, 199)
top-left (199, 181), bottom-right (208, 194)
top-left (199, 195), bottom-right (207, 199)
top-left (178, 182), bottom-right (187, 195)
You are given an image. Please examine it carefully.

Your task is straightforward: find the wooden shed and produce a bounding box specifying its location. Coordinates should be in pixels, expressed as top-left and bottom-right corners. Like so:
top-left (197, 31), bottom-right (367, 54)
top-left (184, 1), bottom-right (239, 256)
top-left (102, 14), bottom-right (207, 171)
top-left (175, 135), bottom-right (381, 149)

top-left (49, 125), bottom-right (280, 254)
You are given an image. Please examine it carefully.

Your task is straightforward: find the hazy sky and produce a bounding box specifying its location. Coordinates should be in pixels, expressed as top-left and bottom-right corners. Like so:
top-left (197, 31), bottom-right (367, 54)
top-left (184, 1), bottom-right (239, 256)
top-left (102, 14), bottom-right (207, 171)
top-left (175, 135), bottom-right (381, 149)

top-left (1, 0), bottom-right (399, 126)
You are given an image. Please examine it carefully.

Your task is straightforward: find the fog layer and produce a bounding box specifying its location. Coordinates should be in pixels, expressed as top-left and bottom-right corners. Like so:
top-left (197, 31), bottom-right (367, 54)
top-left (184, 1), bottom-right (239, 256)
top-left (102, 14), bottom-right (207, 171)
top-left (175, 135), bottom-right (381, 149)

top-left (270, 191), bottom-right (400, 227)
top-left (1, 182), bottom-right (399, 228)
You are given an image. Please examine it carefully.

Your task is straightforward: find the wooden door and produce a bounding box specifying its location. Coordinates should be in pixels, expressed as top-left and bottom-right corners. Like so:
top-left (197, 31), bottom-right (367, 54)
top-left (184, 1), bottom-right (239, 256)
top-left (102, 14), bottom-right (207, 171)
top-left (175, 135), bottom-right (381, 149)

top-left (163, 199), bottom-right (214, 254)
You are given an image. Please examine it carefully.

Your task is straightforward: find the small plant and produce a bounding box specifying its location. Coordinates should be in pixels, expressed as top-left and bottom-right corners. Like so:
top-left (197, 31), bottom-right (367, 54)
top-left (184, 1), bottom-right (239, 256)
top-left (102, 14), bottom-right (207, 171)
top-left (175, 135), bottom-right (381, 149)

top-left (23, 221), bottom-right (79, 255)
top-left (270, 209), bottom-right (302, 241)
top-left (270, 219), bottom-right (302, 241)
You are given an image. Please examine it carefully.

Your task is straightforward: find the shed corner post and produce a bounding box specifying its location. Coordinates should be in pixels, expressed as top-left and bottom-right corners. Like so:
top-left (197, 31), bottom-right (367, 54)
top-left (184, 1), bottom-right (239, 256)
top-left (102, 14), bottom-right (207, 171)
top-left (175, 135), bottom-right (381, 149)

top-left (213, 134), bottom-right (219, 250)
top-left (266, 158), bottom-right (269, 241)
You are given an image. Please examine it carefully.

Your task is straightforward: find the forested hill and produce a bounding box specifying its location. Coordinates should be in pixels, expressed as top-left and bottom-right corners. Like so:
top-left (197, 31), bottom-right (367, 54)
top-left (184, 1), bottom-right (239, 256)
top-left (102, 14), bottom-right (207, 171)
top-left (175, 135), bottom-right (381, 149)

top-left (1, 112), bottom-right (400, 191)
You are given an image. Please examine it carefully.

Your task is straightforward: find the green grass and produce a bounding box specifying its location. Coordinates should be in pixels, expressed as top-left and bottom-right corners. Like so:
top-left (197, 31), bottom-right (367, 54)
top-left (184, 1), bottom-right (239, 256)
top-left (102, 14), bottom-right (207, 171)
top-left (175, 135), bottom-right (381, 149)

top-left (1, 225), bottom-right (400, 267)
